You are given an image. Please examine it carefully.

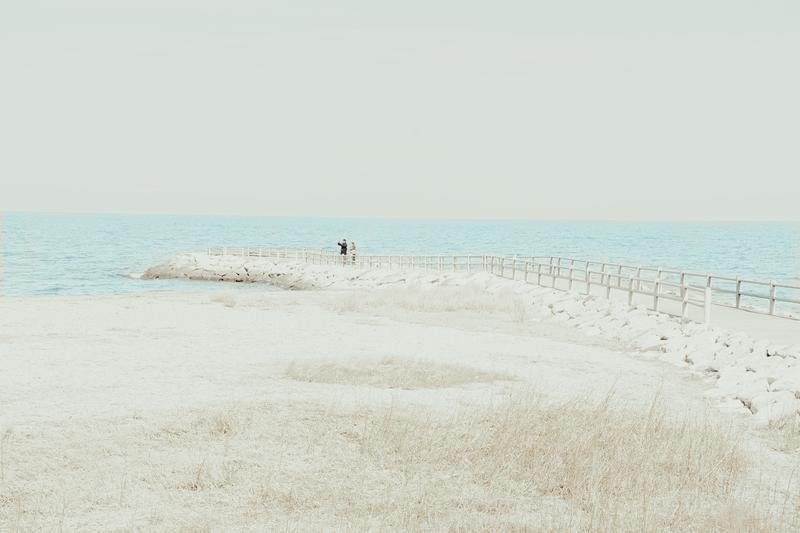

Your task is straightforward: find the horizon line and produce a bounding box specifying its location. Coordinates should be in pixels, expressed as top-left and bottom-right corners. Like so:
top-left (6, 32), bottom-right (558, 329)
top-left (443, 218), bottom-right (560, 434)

top-left (2, 209), bottom-right (799, 224)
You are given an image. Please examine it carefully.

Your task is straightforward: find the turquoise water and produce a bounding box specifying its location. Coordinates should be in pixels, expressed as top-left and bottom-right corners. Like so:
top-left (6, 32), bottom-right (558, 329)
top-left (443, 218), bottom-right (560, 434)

top-left (1, 212), bottom-right (798, 296)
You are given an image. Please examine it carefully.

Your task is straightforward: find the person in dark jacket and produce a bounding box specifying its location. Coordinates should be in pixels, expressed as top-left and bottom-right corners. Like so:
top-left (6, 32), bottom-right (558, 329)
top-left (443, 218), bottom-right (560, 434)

top-left (338, 239), bottom-right (347, 255)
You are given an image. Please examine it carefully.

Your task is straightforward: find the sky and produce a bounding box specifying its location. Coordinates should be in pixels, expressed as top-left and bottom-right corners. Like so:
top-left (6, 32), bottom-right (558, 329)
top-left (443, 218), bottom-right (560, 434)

top-left (1, 0), bottom-right (798, 220)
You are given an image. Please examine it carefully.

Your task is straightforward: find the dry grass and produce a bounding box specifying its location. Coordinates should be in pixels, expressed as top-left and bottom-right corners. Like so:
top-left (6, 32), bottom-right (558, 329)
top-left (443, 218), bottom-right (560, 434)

top-left (344, 392), bottom-right (771, 531)
top-left (767, 417), bottom-right (800, 454)
top-left (329, 286), bottom-right (528, 323)
top-left (1, 389), bottom-right (795, 531)
top-left (286, 357), bottom-right (513, 389)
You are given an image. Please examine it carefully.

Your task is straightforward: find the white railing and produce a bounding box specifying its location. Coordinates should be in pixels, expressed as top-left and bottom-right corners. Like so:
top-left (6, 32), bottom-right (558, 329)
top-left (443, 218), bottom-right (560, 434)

top-left (206, 247), bottom-right (800, 324)
top-left (531, 255), bottom-right (800, 321)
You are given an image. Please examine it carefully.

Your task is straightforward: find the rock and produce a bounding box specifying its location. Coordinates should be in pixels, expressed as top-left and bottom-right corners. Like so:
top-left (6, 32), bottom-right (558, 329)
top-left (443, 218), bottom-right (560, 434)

top-left (718, 398), bottom-right (751, 415)
top-left (751, 391), bottom-right (800, 427)
top-left (768, 344), bottom-right (800, 359)
top-left (723, 371), bottom-right (769, 404)
top-left (770, 374), bottom-right (800, 397)
top-left (637, 334), bottom-right (665, 352)
top-left (751, 339), bottom-right (770, 357)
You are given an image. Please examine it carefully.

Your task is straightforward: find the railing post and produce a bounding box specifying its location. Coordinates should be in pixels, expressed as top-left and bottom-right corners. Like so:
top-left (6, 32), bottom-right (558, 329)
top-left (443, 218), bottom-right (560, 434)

top-left (568, 260), bottom-right (574, 291)
top-left (769, 281), bottom-right (776, 315)
top-left (653, 278), bottom-right (660, 312)
top-left (467, 256), bottom-right (472, 273)
top-left (585, 264), bottom-right (591, 295)
top-left (735, 278), bottom-right (742, 308)
top-left (654, 268), bottom-right (662, 311)
top-left (681, 275), bottom-right (689, 321)
top-left (627, 276), bottom-right (634, 307)
top-left (524, 261), bottom-right (529, 283)
top-left (512, 257), bottom-right (517, 280)
top-left (452, 256), bottom-right (456, 272)
top-left (500, 257), bottom-right (505, 278)
top-left (605, 273), bottom-right (612, 299)
top-left (702, 274), bottom-right (712, 325)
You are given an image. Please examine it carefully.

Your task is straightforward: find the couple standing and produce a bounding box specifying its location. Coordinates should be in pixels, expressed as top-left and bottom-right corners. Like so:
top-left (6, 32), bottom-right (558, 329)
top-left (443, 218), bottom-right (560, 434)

top-left (337, 238), bottom-right (357, 262)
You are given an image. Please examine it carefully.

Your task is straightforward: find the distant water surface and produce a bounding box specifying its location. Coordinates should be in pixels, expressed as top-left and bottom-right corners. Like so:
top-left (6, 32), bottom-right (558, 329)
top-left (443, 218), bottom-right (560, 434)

top-left (1, 212), bottom-right (798, 296)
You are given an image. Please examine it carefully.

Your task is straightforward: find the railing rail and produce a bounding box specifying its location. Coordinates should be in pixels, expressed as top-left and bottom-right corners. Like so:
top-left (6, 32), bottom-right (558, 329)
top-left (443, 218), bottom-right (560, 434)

top-left (205, 247), bottom-right (800, 324)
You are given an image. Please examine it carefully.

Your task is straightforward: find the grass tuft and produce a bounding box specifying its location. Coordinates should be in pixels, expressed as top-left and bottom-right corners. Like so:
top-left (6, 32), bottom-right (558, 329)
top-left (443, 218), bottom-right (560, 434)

top-left (286, 357), bottom-right (513, 389)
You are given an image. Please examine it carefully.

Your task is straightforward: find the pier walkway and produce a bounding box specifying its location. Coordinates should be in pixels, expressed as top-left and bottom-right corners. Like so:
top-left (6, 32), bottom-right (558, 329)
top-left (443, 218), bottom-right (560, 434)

top-left (207, 247), bottom-right (800, 331)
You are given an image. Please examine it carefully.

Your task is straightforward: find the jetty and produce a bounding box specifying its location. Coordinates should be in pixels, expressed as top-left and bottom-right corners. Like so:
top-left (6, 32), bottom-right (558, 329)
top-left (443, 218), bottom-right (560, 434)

top-left (147, 246), bottom-right (800, 326)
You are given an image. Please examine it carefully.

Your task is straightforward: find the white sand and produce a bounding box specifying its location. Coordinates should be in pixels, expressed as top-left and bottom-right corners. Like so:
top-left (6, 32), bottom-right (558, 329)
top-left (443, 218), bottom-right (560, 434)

top-left (1, 291), bottom-right (709, 428)
top-left (1, 255), bottom-right (799, 528)
top-left (145, 253), bottom-right (800, 427)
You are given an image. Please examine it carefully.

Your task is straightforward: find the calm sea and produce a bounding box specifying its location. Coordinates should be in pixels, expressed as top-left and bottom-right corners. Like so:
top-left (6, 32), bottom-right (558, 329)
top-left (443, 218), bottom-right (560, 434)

top-left (1, 212), bottom-right (798, 296)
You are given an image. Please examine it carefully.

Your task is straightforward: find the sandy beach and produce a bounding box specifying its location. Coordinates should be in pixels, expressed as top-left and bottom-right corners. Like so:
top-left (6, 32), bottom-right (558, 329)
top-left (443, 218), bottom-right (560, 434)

top-left (5, 0), bottom-right (798, 528)
top-left (2, 256), bottom-right (800, 530)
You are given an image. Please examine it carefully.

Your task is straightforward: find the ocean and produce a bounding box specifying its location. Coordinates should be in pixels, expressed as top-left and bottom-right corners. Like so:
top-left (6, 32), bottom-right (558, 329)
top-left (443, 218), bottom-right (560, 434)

top-left (1, 212), bottom-right (798, 296)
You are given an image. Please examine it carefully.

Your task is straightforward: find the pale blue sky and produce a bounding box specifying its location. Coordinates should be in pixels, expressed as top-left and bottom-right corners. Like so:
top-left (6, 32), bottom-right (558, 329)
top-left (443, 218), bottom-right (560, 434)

top-left (1, 1), bottom-right (798, 219)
